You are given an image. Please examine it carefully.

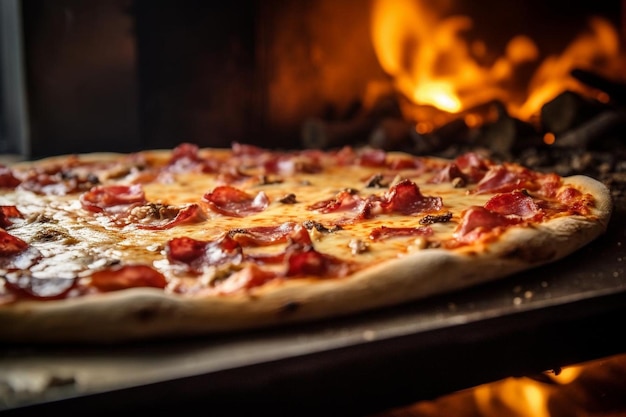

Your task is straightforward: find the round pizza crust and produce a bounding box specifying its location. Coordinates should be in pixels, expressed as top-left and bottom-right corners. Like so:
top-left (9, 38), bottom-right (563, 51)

top-left (0, 171), bottom-right (612, 344)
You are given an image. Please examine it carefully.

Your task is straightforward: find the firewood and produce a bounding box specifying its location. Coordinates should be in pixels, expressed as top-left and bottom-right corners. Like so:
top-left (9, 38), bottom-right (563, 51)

top-left (551, 109), bottom-right (626, 149)
top-left (300, 94), bottom-right (402, 149)
top-left (571, 68), bottom-right (626, 104)
top-left (541, 90), bottom-right (605, 135)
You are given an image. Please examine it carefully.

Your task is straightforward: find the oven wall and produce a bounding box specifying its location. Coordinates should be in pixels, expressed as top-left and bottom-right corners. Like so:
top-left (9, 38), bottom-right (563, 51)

top-left (21, 0), bottom-right (140, 159)
top-left (133, 0), bottom-right (261, 151)
top-left (0, 0), bottom-right (29, 157)
top-left (133, 0), bottom-right (383, 151)
top-left (20, 0), bottom-right (384, 157)
top-left (17, 0), bottom-right (624, 158)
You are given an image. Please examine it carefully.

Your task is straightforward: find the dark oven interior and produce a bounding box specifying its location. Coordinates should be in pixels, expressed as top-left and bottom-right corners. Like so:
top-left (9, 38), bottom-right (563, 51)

top-left (11, 0), bottom-right (626, 158)
top-left (2, 1), bottom-right (626, 416)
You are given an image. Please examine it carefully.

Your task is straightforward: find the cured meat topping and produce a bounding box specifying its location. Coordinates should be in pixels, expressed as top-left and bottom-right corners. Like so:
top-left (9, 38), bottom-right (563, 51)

top-left (0, 143), bottom-right (607, 303)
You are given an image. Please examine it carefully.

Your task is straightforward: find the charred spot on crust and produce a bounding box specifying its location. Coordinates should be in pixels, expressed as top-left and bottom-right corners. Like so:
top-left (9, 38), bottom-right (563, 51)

top-left (279, 301), bottom-right (301, 314)
top-left (47, 375), bottom-right (77, 388)
top-left (132, 306), bottom-right (161, 322)
top-left (303, 220), bottom-right (342, 233)
top-left (86, 173), bottom-right (101, 184)
top-left (130, 203), bottom-right (180, 221)
top-left (451, 177), bottom-right (466, 188)
top-left (426, 241), bottom-right (442, 249)
top-left (60, 169), bottom-right (100, 188)
top-left (32, 228), bottom-right (79, 244)
top-left (28, 214), bottom-right (56, 224)
top-left (59, 170), bottom-right (75, 180)
top-left (349, 238), bottom-right (369, 254)
top-left (365, 173), bottom-right (388, 188)
top-left (258, 175), bottom-right (283, 185)
top-left (279, 193), bottom-right (297, 204)
top-left (420, 212), bottom-right (453, 225)
top-left (502, 246), bottom-right (557, 264)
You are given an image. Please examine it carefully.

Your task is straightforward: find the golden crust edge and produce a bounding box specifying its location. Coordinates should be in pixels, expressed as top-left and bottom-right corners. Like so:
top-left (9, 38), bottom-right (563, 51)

top-left (7, 148), bottom-right (230, 169)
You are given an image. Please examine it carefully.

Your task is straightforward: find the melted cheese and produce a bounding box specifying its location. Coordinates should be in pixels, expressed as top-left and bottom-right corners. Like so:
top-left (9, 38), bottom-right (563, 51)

top-left (1, 148), bottom-right (561, 299)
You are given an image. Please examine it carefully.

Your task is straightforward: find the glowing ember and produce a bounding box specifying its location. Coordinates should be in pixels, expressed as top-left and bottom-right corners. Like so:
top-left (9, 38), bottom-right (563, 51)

top-left (370, 0), bottom-right (626, 125)
top-left (372, 354), bottom-right (626, 417)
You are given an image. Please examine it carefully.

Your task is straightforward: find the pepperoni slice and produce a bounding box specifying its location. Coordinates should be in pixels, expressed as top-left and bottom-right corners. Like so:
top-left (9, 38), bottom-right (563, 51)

top-left (357, 148), bottom-right (387, 167)
top-left (454, 206), bottom-right (519, 242)
top-left (171, 142), bottom-right (200, 161)
top-left (0, 206), bottom-right (24, 228)
top-left (3, 272), bottom-right (77, 300)
top-left (0, 229), bottom-right (29, 256)
top-left (166, 235), bottom-right (243, 270)
top-left (484, 190), bottom-right (541, 219)
top-left (242, 224), bottom-right (310, 265)
top-left (232, 142), bottom-right (266, 156)
top-left (136, 204), bottom-right (207, 230)
top-left (89, 265), bottom-right (168, 291)
top-left (307, 190), bottom-right (363, 213)
top-left (454, 152), bottom-right (490, 182)
top-left (211, 264), bottom-right (278, 294)
top-left (556, 187), bottom-right (594, 215)
top-left (80, 184), bottom-right (147, 213)
top-left (164, 142), bottom-right (221, 174)
top-left (387, 156), bottom-right (423, 170)
top-left (277, 224), bottom-right (353, 278)
top-left (429, 163), bottom-right (466, 184)
top-left (0, 231), bottom-right (41, 270)
top-left (167, 236), bottom-right (210, 264)
top-left (381, 179), bottom-right (442, 215)
top-left (0, 166), bottom-right (21, 188)
top-left (430, 153), bottom-right (490, 185)
top-left (369, 225), bottom-right (433, 241)
top-left (285, 246), bottom-right (351, 278)
top-left (203, 186), bottom-right (269, 217)
top-left (228, 222), bottom-right (298, 246)
top-left (18, 173), bottom-right (80, 195)
top-left (475, 166), bottom-right (537, 194)
top-left (164, 142), bottom-right (203, 173)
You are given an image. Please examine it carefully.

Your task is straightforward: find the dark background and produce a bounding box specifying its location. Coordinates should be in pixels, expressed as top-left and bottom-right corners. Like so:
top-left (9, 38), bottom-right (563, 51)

top-left (18, 0), bottom-right (623, 159)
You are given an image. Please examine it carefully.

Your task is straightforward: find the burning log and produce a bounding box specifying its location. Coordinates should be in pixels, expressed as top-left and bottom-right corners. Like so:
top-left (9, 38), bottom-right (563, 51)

top-left (301, 82), bottom-right (625, 160)
top-left (301, 117), bottom-right (371, 149)
top-left (540, 90), bottom-right (606, 135)
top-left (550, 109), bottom-right (626, 149)
top-left (387, 100), bottom-right (504, 156)
top-left (571, 68), bottom-right (626, 104)
top-left (300, 94), bottom-right (403, 149)
top-left (411, 118), bottom-right (473, 155)
top-left (367, 115), bottom-right (476, 156)
top-left (368, 118), bottom-right (415, 152)
top-left (475, 102), bottom-right (543, 157)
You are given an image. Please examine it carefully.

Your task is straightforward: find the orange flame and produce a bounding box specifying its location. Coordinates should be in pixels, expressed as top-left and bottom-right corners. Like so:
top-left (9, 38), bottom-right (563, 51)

top-left (370, 0), bottom-right (625, 123)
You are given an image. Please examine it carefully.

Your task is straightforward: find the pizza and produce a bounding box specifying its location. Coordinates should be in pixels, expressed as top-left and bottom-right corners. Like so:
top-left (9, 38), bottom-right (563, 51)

top-left (0, 142), bottom-right (613, 343)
